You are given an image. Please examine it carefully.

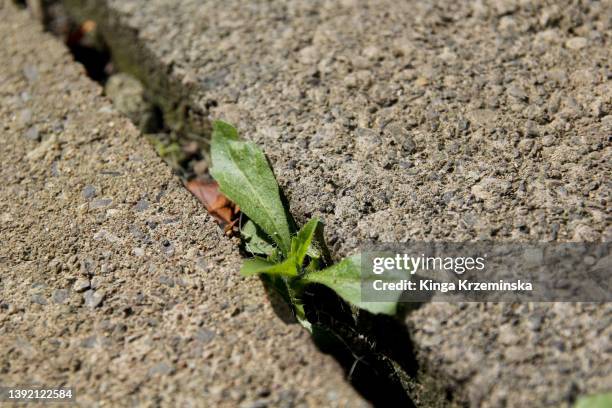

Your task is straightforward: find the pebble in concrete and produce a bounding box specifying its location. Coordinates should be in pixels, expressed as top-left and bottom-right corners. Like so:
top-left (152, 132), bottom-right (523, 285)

top-left (83, 290), bottom-right (104, 308)
top-left (73, 278), bottom-right (91, 293)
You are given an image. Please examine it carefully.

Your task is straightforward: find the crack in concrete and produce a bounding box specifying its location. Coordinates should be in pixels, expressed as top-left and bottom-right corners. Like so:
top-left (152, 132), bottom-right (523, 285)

top-left (31, 1), bottom-right (424, 405)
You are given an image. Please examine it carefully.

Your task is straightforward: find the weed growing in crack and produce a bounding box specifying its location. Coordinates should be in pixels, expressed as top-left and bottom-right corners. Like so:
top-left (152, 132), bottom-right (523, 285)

top-left (210, 121), bottom-right (399, 329)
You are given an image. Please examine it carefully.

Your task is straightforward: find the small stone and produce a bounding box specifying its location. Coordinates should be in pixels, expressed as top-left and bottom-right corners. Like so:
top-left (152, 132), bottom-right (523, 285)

top-left (31, 294), bottom-right (47, 305)
top-left (134, 199), bottom-right (149, 212)
top-left (363, 45), bottom-right (380, 60)
top-left (442, 191), bottom-right (454, 204)
top-left (83, 290), bottom-right (104, 308)
top-left (528, 314), bottom-right (543, 331)
top-left (133, 247), bottom-right (145, 257)
top-left (467, 109), bottom-right (498, 127)
top-left (26, 134), bottom-right (58, 161)
top-left (161, 240), bottom-right (175, 256)
top-left (80, 335), bottom-right (98, 348)
top-left (82, 185), bottom-right (96, 200)
top-left (498, 16), bottom-right (516, 33)
top-left (104, 73), bottom-right (148, 123)
top-left (384, 123), bottom-right (416, 154)
top-left (565, 37), bottom-right (587, 50)
top-left (590, 99), bottom-right (604, 117)
top-left (399, 160), bottom-right (413, 169)
top-left (80, 258), bottom-right (95, 276)
top-left (158, 275), bottom-right (174, 287)
top-left (298, 45), bottom-right (319, 64)
top-left (507, 85), bottom-right (528, 101)
top-left (51, 161), bottom-right (60, 177)
top-left (524, 120), bottom-right (539, 137)
top-left (334, 196), bottom-right (359, 218)
top-left (535, 29), bottom-right (558, 44)
top-left (90, 277), bottom-right (101, 290)
top-left (48, 258), bottom-right (62, 273)
top-left (73, 278), bottom-right (90, 293)
top-left (25, 126), bottom-right (40, 141)
top-left (541, 135), bottom-right (555, 147)
top-left (18, 109), bottom-right (32, 126)
top-left (195, 328), bottom-right (216, 343)
top-left (457, 118), bottom-right (469, 131)
top-left (539, 6), bottom-right (560, 27)
top-left (52, 289), bottom-right (69, 304)
top-left (354, 128), bottom-right (381, 156)
top-left (128, 225), bottom-right (150, 242)
top-left (195, 257), bottom-right (210, 272)
top-left (343, 73), bottom-right (359, 88)
top-left (148, 362), bottom-right (175, 376)
top-left (438, 47), bottom-right (457, 63)
top-left (518, 139), bottom-right (534, 153)
top-left (415, 76), bottom-right (429, 87)
top-left (23, 65), bottom-right (38, 82)
top-left (90, 198), bottom-right (113, 209)
top-left (471, 178), bottom-right (512, 201)
top-left (498, 323), bottom-right (520, 345)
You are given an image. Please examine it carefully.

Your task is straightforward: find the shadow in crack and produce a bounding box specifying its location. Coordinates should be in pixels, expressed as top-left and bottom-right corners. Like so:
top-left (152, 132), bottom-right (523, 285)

top-left (304, 284), bottom-right (419, 407)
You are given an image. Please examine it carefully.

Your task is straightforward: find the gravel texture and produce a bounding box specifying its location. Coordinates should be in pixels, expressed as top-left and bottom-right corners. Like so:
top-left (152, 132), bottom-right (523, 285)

top-left (0, 3), bottom-right (366, 407)
top-left (58, 0), bottom-right (612, 406)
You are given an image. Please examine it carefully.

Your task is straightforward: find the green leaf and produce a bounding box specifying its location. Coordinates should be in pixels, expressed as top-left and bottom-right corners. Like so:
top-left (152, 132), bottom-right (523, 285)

top-left (305, 256), bottom-right (322, 274)
top-left (240, 257), bottom-right (297, 278)
top-left (241, 220), bottom-right (276, 256)
top-left (303, 254), bottom-right (398, 315)
top-left (210, 121), bottom-right (292, 255)
top-left (574, 393), bottom-right (612, 408)
top-left (290, 218), bottom-right (320, 267)
top-left (287, 283), bottom-right (312, 332)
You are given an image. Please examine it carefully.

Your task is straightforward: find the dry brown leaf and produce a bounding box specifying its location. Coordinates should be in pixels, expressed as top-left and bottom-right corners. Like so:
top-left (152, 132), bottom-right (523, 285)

top-left (185, 179), bottom-right (239, 231)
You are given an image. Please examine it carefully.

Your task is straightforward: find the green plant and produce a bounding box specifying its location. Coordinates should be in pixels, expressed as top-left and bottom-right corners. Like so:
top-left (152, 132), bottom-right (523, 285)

top-left (574, 393), bottom-right (612, 408)
top-left (210, 121), bottom-right (398, 329)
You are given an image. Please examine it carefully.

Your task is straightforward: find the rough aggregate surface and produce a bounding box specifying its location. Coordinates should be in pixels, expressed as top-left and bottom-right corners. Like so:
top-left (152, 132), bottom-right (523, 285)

top-left (71, 0), bottom-right (612, 406)
top-left (0, 4), bottom-right (366, 407)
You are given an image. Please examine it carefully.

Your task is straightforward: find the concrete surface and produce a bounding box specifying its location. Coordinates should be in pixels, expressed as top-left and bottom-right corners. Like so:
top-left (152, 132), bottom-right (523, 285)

top-left (56, 0), bottom-right (612, 406)
top-left (0, 3), bottom-right (367, 407)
